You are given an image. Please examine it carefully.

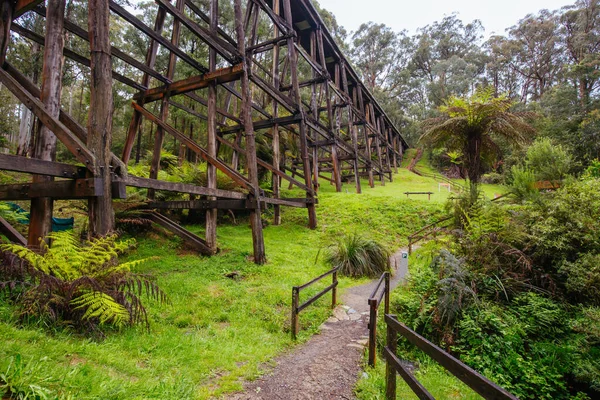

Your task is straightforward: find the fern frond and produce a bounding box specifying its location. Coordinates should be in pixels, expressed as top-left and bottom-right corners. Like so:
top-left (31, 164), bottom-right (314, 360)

top-left (0, 244), bottom-right (49, 275)
top-left (71, 291), bottom-right (130, 327)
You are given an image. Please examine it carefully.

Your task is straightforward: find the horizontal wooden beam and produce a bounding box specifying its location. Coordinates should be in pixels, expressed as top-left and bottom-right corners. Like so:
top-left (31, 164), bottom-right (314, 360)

top-left (133, 64), bottom-right (243, 103)
top-left (0, 179), bottom-right (110, 200)
top-left (122, 175), bottom-right (247, 199)
top-left (0, 154), bottom-right (86, 178)
top-left (147, 199), bottom-right (251, 210)
top-left (218, 114), bottom-right (302, 135)
top-left (260, 197), bottom-right (315, 208)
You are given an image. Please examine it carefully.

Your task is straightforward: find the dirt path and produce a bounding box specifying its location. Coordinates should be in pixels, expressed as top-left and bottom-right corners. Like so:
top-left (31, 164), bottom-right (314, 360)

top-left (227, 249), bottom-right (409, 400)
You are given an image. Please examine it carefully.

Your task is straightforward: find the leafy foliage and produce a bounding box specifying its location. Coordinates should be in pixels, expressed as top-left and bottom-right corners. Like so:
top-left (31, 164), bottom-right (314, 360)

top-left (0, 231), bottom-right (166, 332)
top-left (325, 234), bottom-right (390, 278)
top-left (525, 137), bottom-right (574, 181)
top-left (394, 177), bottom-right (600, 398)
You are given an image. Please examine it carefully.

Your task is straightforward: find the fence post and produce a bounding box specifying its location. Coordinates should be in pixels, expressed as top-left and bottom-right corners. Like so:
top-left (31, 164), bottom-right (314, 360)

top-left (332, 269), bottom-right (337, 308)
top-left (408, 240), bottom-right (412, 255)
top-left (291, 286), bottom-right (299, 340)
top-left (385, 314), bottom-right (398, 400)
top-left (368, 298), bottom-right (377, 367)
top-left (384, 272), bottom-right (390, 315)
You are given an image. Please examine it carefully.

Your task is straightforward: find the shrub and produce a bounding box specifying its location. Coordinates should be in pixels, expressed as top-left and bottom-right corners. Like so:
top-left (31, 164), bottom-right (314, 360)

top-left (325, 234), bottom-right (390, 278)
top-left (525, 137), bottom-right (573, 181)
top-left (508, 165), bottom-right (539, 202)
top-left (481, 172), bottom-right (503, 184)
top-left (0, 231), bottom-right (167, 332)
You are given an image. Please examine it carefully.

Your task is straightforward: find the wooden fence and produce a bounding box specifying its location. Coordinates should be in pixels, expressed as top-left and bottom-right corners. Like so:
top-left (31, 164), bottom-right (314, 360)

top-left (383, 314), bottom-right (518, 400)
top-left (367, 271), bottom-right (390, 367)
top-left (291, 267), bottom-right (338, 339)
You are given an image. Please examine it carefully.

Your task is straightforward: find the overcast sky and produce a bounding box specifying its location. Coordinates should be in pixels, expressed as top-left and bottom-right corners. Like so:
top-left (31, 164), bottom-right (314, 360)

top-left (316, 0), bottom-right (576, 38)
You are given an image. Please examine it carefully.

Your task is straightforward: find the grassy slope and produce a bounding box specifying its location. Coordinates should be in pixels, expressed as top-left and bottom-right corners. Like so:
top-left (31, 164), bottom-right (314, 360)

top-left (0, 160), bottom-right (500, 399)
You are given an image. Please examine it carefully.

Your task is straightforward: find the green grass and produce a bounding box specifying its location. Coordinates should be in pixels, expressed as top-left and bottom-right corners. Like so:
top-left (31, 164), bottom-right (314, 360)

top-left (0, 161), bottom-right (505, 399)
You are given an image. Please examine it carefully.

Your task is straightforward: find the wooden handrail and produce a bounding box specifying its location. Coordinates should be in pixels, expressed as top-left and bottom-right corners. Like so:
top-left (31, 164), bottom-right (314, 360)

top-left (291, 267), bottom-right (338, 339)
top-left (367, 271), bottom-right (390, 367)
top-left (384, 314), bottom-right (517, 400)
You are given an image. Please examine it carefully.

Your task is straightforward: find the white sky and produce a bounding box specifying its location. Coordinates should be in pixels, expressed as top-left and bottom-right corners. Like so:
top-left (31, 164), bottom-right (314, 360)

top-left (316, 0), bottom-right (576, 38)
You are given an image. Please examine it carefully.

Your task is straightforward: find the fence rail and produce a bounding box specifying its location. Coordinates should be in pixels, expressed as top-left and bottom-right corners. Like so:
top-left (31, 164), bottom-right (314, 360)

top-left (407, 216), bottom-right (452, 254)
top-left (367, 271), bottom-right (391, 366)
top-left (291, 267), bottom-right (338, 339)
top-left (383, 314), bottom-right (517, 400)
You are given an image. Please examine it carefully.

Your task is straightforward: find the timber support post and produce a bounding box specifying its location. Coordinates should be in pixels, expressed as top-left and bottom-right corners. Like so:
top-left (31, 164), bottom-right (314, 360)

top-left (87, 0), bottom-right (115, 236)
top-left (28, 0), bottom-right (65, 247)
top-left (234, 0), bottom-right (265, 264)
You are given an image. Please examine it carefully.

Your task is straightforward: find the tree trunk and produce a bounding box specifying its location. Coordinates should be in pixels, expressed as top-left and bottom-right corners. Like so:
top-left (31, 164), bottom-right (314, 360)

top-left (16, 103), bottom-right (32, 156)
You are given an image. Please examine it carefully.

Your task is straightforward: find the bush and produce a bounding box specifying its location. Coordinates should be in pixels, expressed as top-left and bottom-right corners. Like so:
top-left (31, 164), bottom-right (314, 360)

top-left (508, 165), bottom-right (539, 202)
top-left (0, 231), bottom-right (167, 332)
top-left (481, 172), bottom-right (504, 184)
top-left (325, 234), bottom-right (390, 278)
top-left (525, 137), bottom-right (573, 181)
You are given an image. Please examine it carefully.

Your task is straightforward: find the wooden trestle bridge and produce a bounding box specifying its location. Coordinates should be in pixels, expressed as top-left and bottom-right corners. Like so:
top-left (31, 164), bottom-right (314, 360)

top-left (0, 0), bottom-right (407, 263)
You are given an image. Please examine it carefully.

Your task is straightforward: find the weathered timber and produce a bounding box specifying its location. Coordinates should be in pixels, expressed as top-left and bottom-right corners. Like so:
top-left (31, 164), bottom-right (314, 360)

top-left (0, 153), bottom-right (86, 178)
top-left (217, 114), bottom-right (302, 135)
top-left (147, 199), bottom-right (251, 210)
top-left (108, 0), bottom-right (207, 73)
top-left (234, 0), bottom-right (265, 263)
top-left (144, 211), bottom-right (213, 255)
top-left (87, 0), bottom-right (115, 236)
top-left (155, 0), bottom-right (240, 63)
top-left (0, 0), bottom-right (11, 65)
top-left (27, 0), bottom-right (65, 247)
top-left (2, 0), bottom-right (409, 264)
top-left (205, 0), bottom-right (219, 253)
top-left (14, 0), bottom-right (43, 18)
top-left (2, 62), bottom-right (127, 179)
top-left (0, 179), bottom-right (112, 200)
top-left (0, 216), bottom-right (27, 245)
top-left (132, 102), bottom-right (253, 190)
top-left (133, 64), bottom-right (243, 103)
top-left (122, 175), bottom-right (247, 199)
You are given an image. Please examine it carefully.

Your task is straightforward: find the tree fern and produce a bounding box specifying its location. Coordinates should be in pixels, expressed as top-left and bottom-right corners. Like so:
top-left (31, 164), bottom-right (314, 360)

top-left (0, 231), bottom-right (167, 332)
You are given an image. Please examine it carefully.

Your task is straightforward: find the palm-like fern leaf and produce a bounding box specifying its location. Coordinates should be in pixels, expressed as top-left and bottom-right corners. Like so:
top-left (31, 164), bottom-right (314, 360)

top-left (71, 291), bottom-right (130, 327)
